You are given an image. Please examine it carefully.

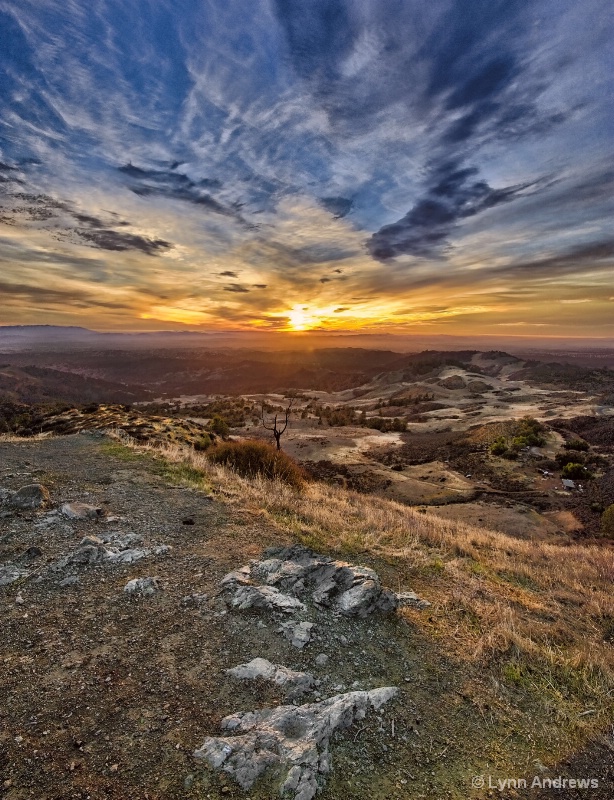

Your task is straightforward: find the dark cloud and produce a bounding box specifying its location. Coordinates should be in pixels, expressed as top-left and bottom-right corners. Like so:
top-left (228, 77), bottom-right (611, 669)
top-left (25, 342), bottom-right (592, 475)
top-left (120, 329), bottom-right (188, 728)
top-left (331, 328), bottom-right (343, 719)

top-left (320, 196), bottom-right (353, 218)
top-left (77, 229), bottom-right (171, 255)
top-left (319, 277), bottom-right (331, 283)
top-left (500, 239), bottom-right (614, 281)
top-left (0, 188), bottom-right (173, 256)
top-left (368, 161), bottom-right (538, 260)
top-left (0, 280), bottom-right (131, 311)
top-left (219, 270), bottom-right (238, 277)
top-left (253, 284), bottom-right (267, 289)
top-left (223, 284), bottom-right (250, 293)
top-left (334, 307), bottom-right (349, 312)
top-left (119, 163), bottom-right (244, 221)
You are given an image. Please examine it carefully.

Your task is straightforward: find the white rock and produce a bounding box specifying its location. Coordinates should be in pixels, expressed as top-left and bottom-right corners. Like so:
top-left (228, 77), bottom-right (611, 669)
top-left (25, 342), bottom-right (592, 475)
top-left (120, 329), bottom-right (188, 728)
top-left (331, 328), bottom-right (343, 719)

top-left (61, 502), bottom-right (103, 520)
top-left (227, 658), bottom-right (314, 700)
top-left (124, 577), bottom-right (160, 596)
top-left (194, 687), bottom-right (398, 800)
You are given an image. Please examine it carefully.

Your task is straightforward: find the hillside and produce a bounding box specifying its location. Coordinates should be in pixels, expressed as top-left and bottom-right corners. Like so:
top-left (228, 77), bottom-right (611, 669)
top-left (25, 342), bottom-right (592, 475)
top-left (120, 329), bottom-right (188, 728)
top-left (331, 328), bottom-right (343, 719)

top-left (1, 431), bottom-right (612, 799)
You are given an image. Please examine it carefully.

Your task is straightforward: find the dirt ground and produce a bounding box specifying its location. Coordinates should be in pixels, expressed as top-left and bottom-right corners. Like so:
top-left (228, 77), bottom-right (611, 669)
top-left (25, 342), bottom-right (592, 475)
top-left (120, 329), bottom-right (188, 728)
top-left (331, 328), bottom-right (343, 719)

top-left (2, 434), bottom-right (612, 799)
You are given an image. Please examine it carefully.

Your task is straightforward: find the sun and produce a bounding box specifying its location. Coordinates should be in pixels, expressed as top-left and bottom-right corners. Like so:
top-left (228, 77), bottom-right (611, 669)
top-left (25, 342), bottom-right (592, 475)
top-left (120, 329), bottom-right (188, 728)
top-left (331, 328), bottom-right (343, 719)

top-left (287, 306), bottom-right (313, 331)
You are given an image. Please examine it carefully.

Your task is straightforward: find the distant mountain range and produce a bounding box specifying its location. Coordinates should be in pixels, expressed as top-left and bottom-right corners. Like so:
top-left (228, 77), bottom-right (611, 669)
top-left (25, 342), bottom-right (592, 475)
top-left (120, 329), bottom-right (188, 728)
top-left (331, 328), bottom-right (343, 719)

top-left (1, 325), bottom-right (612, 353)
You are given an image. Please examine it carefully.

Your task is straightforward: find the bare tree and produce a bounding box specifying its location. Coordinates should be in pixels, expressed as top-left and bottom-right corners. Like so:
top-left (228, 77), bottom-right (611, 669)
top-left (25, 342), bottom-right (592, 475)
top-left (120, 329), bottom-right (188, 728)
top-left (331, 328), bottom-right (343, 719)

top-left (261, 399), bottom-right (293, 450)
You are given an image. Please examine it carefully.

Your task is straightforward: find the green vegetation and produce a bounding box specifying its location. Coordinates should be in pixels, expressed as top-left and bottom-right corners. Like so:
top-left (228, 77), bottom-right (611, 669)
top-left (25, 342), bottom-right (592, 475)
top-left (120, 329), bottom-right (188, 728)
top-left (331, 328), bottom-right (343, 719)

top-left (489, 416), bottom-right (546, 459)
top-left (562, 462), bottom-right (591, 480)
top-left (193, 433), bottom-right (213, 451)
top-left (209, 414), bottom-right (230, 439)
top-left (208, 440), bottom-right (306, 488)
top-left (564, 438), bottom-right (589, 451)
top-left (600, 504), bottom-right (614, 537)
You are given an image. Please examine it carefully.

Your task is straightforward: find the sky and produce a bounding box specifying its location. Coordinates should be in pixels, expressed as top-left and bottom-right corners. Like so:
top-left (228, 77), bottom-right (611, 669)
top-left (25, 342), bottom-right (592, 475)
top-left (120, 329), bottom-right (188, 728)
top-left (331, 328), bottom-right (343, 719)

top-left (0, 0), bottom-right (612, 337)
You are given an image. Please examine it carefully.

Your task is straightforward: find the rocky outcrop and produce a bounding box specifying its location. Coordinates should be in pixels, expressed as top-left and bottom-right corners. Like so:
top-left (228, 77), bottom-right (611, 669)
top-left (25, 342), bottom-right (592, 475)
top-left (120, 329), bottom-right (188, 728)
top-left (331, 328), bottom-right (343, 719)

top-left (53, 533), bottom-right (170, 571)
top-left (227, 658), bottom-right (314, 700)
top-left (221, 546), bottom-right (402, 618)
top-left (194, 687), bottom-right (398, 800)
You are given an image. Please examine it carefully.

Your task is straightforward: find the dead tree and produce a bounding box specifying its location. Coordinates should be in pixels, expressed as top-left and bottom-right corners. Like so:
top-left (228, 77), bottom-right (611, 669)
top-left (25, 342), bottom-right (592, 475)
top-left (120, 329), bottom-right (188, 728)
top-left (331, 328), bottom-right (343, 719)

top-left (261, 399), bottom-right (293, 450)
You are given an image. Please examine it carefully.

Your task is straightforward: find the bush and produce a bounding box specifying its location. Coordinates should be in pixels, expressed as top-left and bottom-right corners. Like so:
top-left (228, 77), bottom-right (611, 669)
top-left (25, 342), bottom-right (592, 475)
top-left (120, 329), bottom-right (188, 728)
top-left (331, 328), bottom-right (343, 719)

top-left (209, 415), bottom-right (230, 439)
top-left (602, 505), bottom-right (614, 537)
top-left (556, 451), bottom-right (585, 467)
top-left (193, 434), bottom-right (213, 451)
top-left (490, 437), bottom-right (508, 456)
top-left (208, 440), bottom-right (306, 488)
top-left (564, 439), bottom-right (589, 451)
top-left (562, 462), bottom-right (591, 480)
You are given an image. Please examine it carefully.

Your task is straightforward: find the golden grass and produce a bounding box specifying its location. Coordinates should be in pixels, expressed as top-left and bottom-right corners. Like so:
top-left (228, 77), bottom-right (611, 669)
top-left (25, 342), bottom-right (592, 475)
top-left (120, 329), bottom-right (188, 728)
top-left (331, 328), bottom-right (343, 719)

top-left (108, 432), bottom-right (614, 711)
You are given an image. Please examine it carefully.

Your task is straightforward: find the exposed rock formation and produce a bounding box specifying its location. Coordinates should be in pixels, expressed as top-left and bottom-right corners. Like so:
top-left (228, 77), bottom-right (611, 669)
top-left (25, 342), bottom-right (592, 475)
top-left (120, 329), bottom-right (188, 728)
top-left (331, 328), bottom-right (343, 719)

top-left (194, 687), bottom-right (398, 800)
top-left (221, 546), bottom-right (401, 618)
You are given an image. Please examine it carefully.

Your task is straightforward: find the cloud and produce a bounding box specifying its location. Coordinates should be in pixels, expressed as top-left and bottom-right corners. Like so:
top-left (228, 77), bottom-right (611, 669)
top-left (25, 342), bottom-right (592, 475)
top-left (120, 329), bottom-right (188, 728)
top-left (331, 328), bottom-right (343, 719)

top-left (219, 270), bottom-right (238, 277)
top-left (320, 196), bottom-right (353, 218)
top-left (77, 228), bottom-right (172, 255)
top-left (368, 162), bottom-right (538, 259)
top-left (223, 284), bottom-right (250, 293)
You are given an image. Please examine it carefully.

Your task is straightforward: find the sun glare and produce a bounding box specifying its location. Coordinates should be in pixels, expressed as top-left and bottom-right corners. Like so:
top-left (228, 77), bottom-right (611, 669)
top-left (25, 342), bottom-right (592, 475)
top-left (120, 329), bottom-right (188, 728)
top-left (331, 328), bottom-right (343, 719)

top-left (287, 306), bottom-right (313, 330)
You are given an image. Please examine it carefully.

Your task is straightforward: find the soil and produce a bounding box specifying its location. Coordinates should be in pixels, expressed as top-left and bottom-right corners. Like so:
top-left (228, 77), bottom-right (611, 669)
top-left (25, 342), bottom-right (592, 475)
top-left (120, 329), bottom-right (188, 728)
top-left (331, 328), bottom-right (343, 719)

top-left (3, 433), bottom-right (612, 799)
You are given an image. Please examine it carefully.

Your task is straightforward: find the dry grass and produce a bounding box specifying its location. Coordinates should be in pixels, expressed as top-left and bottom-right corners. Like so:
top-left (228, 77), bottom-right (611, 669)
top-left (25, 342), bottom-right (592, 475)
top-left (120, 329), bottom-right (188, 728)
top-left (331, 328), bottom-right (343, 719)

top-left (109, 432), bottom-right (614, 719)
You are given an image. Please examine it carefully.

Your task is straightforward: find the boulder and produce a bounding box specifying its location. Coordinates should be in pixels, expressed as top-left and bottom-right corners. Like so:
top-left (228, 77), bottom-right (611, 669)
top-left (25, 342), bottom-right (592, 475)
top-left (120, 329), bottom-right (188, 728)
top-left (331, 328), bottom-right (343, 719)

top-left (194, 686), bottom-right (398, 800)
top-left (7, 484), bottom-right (50, 510)
top-left (227, 658), bottom-right (314, 700)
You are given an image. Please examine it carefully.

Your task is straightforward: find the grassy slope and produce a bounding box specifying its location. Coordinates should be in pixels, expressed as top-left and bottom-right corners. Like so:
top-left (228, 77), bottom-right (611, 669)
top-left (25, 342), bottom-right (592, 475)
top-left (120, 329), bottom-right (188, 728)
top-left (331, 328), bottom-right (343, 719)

top-left (100, 434), bottom-right (614, 796)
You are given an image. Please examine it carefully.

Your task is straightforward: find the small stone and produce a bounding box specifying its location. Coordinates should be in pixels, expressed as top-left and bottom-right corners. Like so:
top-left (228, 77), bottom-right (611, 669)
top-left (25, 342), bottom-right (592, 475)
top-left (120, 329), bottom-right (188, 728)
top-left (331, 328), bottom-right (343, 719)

top-left (280, 620), bottom-right (315, 649)
top-left (7, 484), bottom-right (50, 511)
top-left (315, 653), bottom-right (328, 667)
top-left (124, 577), bottom-right (161, 596)
top-left (61, 502), bottom-right (103, 520)
top-left (15, 594), bottom-right (24, 605)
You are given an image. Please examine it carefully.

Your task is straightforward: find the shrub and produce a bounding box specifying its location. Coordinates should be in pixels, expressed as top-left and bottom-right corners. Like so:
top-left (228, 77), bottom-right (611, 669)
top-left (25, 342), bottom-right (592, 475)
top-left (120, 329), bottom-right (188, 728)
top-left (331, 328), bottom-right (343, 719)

top-left (490, 437), bottom-right (508, 456)
top-left (208, 440), bottom-right (306, 488)
top-left (556, 451), bottom-right (585, 467)
top-left (564, 439), bottom-right (589, 451)
top-left (193, 434), bottom-right (213, 451)
top-left (601, 505), bottom-right (614, 537)
top-left (562, 462), bottom-right (591, 480)
top-left (209, 415), bottom-right (230, 439)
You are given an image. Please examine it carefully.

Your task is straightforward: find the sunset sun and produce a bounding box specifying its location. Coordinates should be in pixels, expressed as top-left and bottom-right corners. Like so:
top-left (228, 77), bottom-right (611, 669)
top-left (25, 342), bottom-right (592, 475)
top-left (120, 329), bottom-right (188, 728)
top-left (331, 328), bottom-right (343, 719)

top-left (287, 306), bottom-right (314, 331)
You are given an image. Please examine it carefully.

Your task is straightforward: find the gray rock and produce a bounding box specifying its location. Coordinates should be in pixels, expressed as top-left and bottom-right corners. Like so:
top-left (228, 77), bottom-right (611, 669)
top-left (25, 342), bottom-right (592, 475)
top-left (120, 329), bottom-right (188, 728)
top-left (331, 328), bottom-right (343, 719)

top-left (61, 502), bottom-right (103, 520)
top-left (396, 591), bottom-right (431, 610)
top-left (7, 484), bottom-right (50, 511)
top-left (227, 658), bottom-right (314, 700)
top-left (226, 584), bottom-right (306, 614)
top-left (55, 544), bottom-right (111, 568)
top-left (0, 564), bottom-right (29, 586)
top-left (221, 546), bottom-right (403, 618)
top-left (58, 575), bottom-right (80, 587)
top-left (124, 576), bottom-right (160, 596)
top-left (314, 653), bottom-right (329, 667)
top-left (280, 620), bottom-right (315, 649)
top-left (194, 686), bottom-right (398, 799)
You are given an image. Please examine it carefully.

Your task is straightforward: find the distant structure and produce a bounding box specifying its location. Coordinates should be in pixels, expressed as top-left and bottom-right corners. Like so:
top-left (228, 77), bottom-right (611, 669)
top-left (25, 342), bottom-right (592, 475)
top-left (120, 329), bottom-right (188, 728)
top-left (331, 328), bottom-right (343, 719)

top-left (562, 478), bottom-right (576, 490)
